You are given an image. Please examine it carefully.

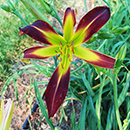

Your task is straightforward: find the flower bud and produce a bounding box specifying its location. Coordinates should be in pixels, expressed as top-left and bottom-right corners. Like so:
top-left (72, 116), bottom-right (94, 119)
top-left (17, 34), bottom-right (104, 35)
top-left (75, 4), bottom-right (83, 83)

top-left (40, 0), bottom-right (52, 13)
top-left (108, 19), bottom-right (113, 30)
top-left (114, 59), bottom-right (122, 68)
top-left (6, 0), bottom-right (16, 11)
top-left (114, 44), bottom-right (127, 69)
top-left (0, 5), bottom-right (11, 12)
top-left (112, 26), bottom-right (130, 35)
top-left (98, 32), bottom-right (115, 39)
top-left (116, 44), bottom-right (127, 61)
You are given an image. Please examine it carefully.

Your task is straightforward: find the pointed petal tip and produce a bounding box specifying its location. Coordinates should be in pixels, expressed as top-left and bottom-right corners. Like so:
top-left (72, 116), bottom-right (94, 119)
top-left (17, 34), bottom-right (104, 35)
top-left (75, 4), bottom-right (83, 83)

top-left (23, 46), bottom-right (59, 60)
top-left (21, 58), bottom-right (31, 64)
top-left (63, 7), bottom-right (76, 26)
top-left (63, 7), bottom-right (76, 41)
top-left (45, 66), bottom-right (70, 117)
top-left (72, 6), bottom-right (111, 46)
top-left (74, 46), bottom-right (116, 69)
top-left (19, 20), bottom-right (64, 45)
top-left (19, 28), bottom-right (24, 35)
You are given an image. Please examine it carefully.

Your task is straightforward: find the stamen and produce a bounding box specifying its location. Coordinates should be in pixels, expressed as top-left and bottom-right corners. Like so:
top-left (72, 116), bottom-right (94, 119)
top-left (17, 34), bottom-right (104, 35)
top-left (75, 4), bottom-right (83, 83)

top-left (60, 41), bottom-right (62, 46)
top-left (72, 46), bottom-right (75, 54)
top-left (55, 50), bottom-right (58, 53)
top-left (60, 50), bottom-right (63, 55)
top-left (70, 41), bottom-right (75, 54)
top-left (61, 63), bottom-right (64, 69)
top-left (71, 41), bottom-right (74, 46)
top-left (56, 55), bottom-right (58, 59)
top-left (55, 50), bottom-right (59, 59)
top-left (68, 54), bottom-right (71, 62)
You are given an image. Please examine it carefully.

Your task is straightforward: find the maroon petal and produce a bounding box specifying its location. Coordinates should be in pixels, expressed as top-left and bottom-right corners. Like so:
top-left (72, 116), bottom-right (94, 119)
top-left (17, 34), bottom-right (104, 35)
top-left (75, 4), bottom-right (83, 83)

top-left (74, 46), bottom-right (115, 69)
top-left (71, 6), bottom-right (110, 46)
top-left (45, 65), bottom-right (70, 117)
top-left (23, 46), bottom-right (60, 59)
top-left (63, 7), bottom-right (76, 27)
top-left (19, 20), bottom-right (65, 45)
top-left (63, 7), bottom-right (76, 41)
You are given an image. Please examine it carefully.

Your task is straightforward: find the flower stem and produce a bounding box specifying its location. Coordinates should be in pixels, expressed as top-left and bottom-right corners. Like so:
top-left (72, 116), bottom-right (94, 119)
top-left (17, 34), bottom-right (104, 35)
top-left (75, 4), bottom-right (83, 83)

top-left (113, 73), bottom-right (123, 130)
top-left (84, 0), bottom-right (87, 12)
top-left (51, 6), bottom-right (63, 28)
top-left (97, 39), bottom-right (107, 51)
top-left (53, 56), bottom-right (58, 68)
top-left (96, 75), bottom-right (105, 130)
top-left (14, 11), bottom-right (28, 25)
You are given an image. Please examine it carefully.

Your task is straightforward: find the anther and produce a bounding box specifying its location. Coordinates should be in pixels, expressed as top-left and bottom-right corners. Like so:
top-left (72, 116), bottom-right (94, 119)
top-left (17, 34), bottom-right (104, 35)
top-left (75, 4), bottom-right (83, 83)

top-left (61, 63), bottom-right (64, 69)
top-left (56, 55), bottom-right (58, 59)
top-left (72, 46), bottom-right (75, 54)
top-left (60, 41), bottom-right (62, 46)
top-left (71, 41), bottom-right (74, 46)
top-left (60, 50), bottom-right (63, 55)
top-left (68, 54), bottom-right (71, 62)
top-left (55, 50), bottom-right (59, 59)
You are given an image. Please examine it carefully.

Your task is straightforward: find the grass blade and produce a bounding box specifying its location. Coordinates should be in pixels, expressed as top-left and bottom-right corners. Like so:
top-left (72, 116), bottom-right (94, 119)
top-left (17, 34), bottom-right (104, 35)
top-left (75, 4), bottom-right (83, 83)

top-left (33, 79), bottom-right (54, 129)
top-left (79, 97), bottom-right (87, 130)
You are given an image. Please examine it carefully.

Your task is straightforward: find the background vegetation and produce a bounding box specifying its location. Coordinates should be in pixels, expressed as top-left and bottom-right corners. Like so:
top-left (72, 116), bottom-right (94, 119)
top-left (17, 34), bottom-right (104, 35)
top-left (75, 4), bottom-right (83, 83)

top-left (0, 0), bottom-right (34, 82)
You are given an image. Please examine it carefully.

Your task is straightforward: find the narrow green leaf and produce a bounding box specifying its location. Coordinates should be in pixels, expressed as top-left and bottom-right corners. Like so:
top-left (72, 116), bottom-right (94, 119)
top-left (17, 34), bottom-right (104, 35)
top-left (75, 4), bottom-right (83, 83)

top-left (39, 0), bottom-right (52, 13)
top-left (79, 97), bottom-right (87, 130)
top-left (105, 107), bottom-right (114, 130)
top-left (2, 73), bottom-right (18, 97)
top-left (33, 79), bottom-right (54, 129)
top-left (71, 107), bottom-right (76, 130)
top-left (118, 73), bottom-right (130, 106)
top-left (123, 111), bottom-right (130, 130)
top-left (82, 73), bottom-right (94, 96)
top-left (95, 75), bottom-right (106, 130)
top-left (14, 79), bottom-right (18, 102)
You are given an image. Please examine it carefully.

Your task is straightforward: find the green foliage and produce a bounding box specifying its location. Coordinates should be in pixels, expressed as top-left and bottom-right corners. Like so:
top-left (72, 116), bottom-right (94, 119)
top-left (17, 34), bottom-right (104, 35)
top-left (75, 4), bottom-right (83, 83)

top-left (0, 0), bottom-right (37, 81)
top-left (34, 79), bottom-right (54, 129)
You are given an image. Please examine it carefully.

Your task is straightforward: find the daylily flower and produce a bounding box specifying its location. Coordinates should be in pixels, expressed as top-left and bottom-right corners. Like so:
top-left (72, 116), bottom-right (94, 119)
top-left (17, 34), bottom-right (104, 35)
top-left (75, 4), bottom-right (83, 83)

top-left (19, 6), bottom-right (115, 117)
top-left (0, 99), bottom-right (14, 130)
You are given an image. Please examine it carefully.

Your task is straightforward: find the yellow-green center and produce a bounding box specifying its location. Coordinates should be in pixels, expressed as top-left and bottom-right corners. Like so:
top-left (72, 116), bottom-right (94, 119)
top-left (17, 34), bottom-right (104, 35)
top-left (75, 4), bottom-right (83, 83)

top-left (58, 41), bottom-right (74, 69)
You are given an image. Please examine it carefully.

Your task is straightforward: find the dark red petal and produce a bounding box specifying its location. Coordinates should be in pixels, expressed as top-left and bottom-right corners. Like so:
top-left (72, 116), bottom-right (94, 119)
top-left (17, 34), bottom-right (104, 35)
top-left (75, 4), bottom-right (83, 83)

top-left (86, 51), bottom-right (115, 69)
top-left (24, 46), bottom-right (48, 59)
top-left (19, 20), bottom-right (64, 45)
top-left (75, 6), bottom-right (110, 44)
top-left (45, 66), bottom-right (70, 117)
top-left (63, 7), bottom-right (76, 27)
top-left (74, 46), bottom-right (115, 69)
top-left (23, 46), bottom-right (59, 59)
top-left (63, 7), bottom-right (76, 41)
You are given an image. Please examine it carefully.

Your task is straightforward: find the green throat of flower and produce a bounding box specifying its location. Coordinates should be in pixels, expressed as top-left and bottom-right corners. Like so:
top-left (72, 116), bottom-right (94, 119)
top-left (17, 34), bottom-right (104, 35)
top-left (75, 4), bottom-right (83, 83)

top-left (57, 41), bottom-right (74, 69)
